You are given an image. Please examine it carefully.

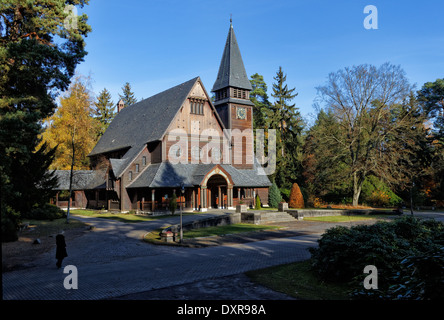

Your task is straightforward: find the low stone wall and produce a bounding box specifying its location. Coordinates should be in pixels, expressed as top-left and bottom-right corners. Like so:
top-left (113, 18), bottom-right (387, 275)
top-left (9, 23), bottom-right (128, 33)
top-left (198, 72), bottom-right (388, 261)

top-left (167, 213), bottom-right (241, 233)
top-left (286, 208), bottom-right (399, 220)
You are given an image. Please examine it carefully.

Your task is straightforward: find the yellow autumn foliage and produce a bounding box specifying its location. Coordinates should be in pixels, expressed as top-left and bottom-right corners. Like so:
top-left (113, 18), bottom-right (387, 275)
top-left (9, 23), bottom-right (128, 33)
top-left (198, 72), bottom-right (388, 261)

top-left (39, 77), bottom-right (99, 170)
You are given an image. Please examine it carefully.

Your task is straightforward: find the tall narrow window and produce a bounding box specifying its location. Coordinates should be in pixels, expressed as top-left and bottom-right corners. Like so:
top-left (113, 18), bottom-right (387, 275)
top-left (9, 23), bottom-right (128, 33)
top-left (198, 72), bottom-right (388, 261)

top-left (135, 164), bottom-right (139, 173)
top-left (129, 171), bottom-right (133, 181)
top-left (142, 156), bottom-right (146, 166)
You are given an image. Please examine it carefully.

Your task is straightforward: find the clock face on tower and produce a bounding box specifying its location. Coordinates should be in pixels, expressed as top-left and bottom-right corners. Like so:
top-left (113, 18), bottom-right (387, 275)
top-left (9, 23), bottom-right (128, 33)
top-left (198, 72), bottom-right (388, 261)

top-left (236, 107), bottom-right (246, 120)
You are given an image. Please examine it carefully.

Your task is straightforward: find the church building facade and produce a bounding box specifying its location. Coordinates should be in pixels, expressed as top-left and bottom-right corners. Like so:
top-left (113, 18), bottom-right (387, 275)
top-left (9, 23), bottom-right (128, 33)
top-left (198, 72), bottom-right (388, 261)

top-left (52, 22), bottom-right (272, 212)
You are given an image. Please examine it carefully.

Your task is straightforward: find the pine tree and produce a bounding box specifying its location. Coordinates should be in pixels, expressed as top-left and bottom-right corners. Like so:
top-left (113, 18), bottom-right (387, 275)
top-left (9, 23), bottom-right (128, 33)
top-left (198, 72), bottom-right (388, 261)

top-left (268, 181), bottom-right (282, 208)
top-left (269, 66), bottom-right (304, 188)
top-left (94, 88), bottom-right (115, 136)
top-left (119, 82), bottom-right (138, 107)
top-left (249, 73), bottom-right (270, 129)
top-left (0, 1), bottom-right (91, 241)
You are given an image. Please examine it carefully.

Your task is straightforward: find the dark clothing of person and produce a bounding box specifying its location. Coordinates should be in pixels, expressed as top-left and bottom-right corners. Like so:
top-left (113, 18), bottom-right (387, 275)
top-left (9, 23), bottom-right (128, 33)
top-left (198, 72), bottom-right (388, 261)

top-left (56, 234), bottom-right (68, 269)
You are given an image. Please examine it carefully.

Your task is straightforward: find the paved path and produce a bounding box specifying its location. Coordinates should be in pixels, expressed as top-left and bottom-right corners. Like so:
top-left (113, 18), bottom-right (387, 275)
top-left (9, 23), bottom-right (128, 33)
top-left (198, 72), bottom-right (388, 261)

top-left (3, 210), bottom-right (443, 300)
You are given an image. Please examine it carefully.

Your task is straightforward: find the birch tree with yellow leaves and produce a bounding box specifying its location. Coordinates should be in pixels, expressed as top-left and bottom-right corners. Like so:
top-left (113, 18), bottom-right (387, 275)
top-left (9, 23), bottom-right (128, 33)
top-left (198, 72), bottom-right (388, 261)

top-left (39, 77), bottom-right (98, 221)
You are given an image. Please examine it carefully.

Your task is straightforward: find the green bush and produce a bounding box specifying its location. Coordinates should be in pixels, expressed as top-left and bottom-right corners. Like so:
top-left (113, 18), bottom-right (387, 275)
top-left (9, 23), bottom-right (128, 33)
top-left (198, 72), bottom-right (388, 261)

top-left (268, 182), bottom-right (282, 208)
top-left (255, 195), bottom-right (262, 210)
top-left (279, 188), bottom-right (290, 202)
top-left (361, 175), bottom-right (403, 207)
top-left (309, 216), bottom-right (444, 299)
top-left (169, 193), bottom-right (177, 215)
top-left (1, 205), bottom-right (21, 242)
top-left (22, 203), bottom-right (65, 220)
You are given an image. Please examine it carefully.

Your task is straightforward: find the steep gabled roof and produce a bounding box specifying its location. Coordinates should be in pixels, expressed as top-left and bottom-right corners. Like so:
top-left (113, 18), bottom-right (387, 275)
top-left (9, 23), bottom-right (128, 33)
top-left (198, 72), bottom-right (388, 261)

top-left (88, 77), bottom-right (200, 157)
top-left (212, 23), bottom-right (253, 92)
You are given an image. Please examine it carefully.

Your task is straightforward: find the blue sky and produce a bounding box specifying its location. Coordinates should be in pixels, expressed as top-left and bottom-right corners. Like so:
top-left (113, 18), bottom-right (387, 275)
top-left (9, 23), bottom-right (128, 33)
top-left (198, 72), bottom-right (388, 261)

top-left (76, 0), bottom-right (444, 126)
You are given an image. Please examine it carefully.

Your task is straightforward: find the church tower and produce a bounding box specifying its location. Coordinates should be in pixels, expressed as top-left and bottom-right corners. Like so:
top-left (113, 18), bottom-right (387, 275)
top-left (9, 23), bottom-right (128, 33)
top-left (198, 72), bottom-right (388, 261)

top-left (212, 20), bottom-right (254, 169)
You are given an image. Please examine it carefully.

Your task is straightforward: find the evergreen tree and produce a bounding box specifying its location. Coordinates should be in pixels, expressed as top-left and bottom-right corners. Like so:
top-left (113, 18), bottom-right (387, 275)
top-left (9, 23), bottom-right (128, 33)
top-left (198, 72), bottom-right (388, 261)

top-left (268, 181), bottom-right (282, 208)
top-left (302, 109), bottom-right (351, 203)
top-left (255, 194), bottom-right (262, 210)
top-left (94, 88), bottom-right (115, 136)
top-left (0, 1), bottom-right (91, 241)
top-left (288, 182), bottom-right (304, 208)
top-left (118, 82), bottom-right (138, 107)
top-left (269, 66), bottom-right (304, 188)
top-left (417, 79), bottom-right (444, 202)
top-left (249, 73), bottom-right (270, 129)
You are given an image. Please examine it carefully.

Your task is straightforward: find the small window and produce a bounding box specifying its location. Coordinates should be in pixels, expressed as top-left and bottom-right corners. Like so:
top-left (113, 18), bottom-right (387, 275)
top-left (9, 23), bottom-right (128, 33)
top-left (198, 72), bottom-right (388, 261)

top-left (142, 156), bottom-right (146, 166)
top-left (190, 100), bottom-right (204, 115)
top-left (129, 171), bottom-right (133, 181)
top-left (135, 164), bottom-right (139, 173)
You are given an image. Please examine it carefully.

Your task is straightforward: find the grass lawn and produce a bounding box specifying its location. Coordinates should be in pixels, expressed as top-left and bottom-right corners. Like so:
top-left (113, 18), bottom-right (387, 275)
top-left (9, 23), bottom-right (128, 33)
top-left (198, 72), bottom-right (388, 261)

top-left (246, 259), bottom-right (351, 300)
top-left (69, 209), bottom-right (199, 223)
top-left (22, 218), bottom-right (87, 237)
top-left (144, 223), bottom-right (280, 244)
top-left (303, 215), bottom-right (391, 222)
top-left (182, 223), bottom-right (279, 239)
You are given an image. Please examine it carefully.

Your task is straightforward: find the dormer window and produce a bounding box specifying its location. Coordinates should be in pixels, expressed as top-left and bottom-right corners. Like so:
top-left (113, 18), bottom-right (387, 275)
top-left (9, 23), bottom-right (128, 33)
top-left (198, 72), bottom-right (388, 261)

top-left (135, 164), bottom-right (139, 173)
top-left (142, 156), bottom-right (146, 166)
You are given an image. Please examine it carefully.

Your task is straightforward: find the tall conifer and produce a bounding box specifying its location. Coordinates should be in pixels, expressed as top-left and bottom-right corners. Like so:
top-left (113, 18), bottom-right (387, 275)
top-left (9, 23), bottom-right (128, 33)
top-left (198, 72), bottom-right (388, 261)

top-left (94, 88), bottom-right (115, 136)
top-left (119, 82), bottom-right (138, 107)
top-left (0, 1), bottom-right (91, 240)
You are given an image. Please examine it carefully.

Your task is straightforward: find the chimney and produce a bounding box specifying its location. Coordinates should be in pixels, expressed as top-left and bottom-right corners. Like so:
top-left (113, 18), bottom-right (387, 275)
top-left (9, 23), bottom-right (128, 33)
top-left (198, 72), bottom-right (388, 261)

top-left (117, 99), bottom-right (125, 113)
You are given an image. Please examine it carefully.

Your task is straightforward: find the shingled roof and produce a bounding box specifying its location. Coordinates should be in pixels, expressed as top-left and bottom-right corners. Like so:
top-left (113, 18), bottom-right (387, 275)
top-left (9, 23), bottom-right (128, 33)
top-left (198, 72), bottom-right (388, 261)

top-left (127, 159), bottom-right (272, 189)
top-left (89, 77), bottom-right (200, 157)
top-left (52, 169), bottom-right (106, 190)
top-left (212, 23), bottom-right (253, 92)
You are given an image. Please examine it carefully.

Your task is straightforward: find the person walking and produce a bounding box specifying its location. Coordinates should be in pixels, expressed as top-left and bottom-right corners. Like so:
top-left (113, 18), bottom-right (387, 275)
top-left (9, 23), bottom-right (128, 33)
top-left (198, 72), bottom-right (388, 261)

top-left (56, 234), bottom-right (68, 269)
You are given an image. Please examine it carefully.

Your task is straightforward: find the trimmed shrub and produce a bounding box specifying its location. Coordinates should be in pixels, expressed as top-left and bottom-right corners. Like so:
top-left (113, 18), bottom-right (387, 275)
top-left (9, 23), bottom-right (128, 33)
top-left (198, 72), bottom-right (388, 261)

top-left (169, 193), bottom-right (177, 215)
top-left (268, 182), bottom-right (282, 208)
top-left (255, 195), bottom-right (262, 210)
top-left (288, 183), bottom-right (304, 208)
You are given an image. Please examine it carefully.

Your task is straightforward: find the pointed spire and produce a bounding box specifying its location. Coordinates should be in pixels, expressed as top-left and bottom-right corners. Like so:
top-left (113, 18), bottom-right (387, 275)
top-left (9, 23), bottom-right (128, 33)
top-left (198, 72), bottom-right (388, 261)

top-left (212, 22), bottom-right (252, 92)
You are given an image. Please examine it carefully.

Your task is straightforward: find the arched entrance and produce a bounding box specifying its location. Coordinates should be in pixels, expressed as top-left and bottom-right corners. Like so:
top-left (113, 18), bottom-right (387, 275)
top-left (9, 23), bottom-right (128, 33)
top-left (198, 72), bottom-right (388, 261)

top-left (207, 174), bottom-right (227, 208)
top-left (199, 165), bottom-right (235, 211)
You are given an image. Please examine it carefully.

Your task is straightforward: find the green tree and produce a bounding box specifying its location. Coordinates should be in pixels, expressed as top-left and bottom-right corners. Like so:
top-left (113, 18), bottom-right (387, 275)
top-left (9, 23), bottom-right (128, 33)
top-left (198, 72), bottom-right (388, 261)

top-left (316, 63), bottom-right (416, 206)
top-left (0, 0), bottom-right (91, 241)
top-left (255, 194), bottom-right (262, 210)
top-left (94, 88), bottom-right (115, 137)
top-left (169, 193), bottom-right (177, 215)
top-left (417, 78), bottom-right (444, 140)
top-left (417, 79), bottom-right (444, 203)
top-left (118, 82), bottom-right (138, 107)
top-left (249, 73), bottom-right (270, 129)
top-left (302, 109), bottom-right (351, 203)
top-left (269, 66), bottom-right (304, 188)
top-left (268, 181), bottom-right (282, 208)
